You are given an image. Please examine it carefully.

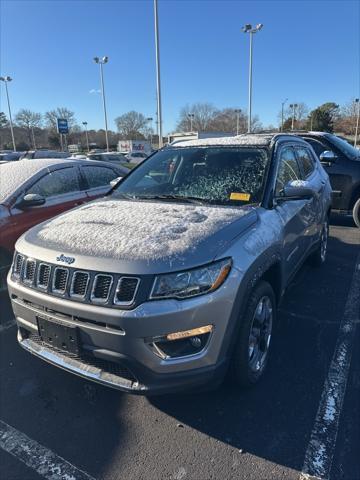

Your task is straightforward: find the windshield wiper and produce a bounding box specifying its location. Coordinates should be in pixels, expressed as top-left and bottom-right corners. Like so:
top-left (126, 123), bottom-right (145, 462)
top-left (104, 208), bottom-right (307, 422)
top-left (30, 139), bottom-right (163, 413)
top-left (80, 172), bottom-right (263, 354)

top-left (133, 194), bottom-right (210, 205)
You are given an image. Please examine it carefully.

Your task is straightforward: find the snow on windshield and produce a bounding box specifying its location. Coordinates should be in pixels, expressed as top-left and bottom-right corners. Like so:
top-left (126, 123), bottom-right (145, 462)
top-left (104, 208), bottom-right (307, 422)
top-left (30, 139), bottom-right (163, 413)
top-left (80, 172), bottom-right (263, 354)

top-left (37, 200), bottom-right (251, 261)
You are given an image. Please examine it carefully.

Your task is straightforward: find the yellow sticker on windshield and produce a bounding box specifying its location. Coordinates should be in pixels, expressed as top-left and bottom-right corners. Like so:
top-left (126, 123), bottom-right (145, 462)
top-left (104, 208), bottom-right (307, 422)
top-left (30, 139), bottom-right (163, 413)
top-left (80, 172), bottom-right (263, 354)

top-left (230, 192), bottom-right (251, 201)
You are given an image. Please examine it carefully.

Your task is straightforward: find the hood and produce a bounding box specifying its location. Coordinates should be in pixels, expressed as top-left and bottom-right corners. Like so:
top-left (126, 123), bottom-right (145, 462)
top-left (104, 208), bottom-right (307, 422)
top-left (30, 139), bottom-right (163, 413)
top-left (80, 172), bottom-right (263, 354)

top-left (19, 199), bottom-right (257, 274)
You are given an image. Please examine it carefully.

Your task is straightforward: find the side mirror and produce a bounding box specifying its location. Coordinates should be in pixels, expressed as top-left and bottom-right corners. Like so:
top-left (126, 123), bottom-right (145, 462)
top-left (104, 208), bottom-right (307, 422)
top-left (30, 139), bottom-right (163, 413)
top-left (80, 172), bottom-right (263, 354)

top-left (319, 150), bottom-right (337, 163)
top-left (110, 177), bottom-right (122, 187)
top-left (278, 180), bottom-right (315, 200)
top-left (17, 193), bottom-right (46, 209)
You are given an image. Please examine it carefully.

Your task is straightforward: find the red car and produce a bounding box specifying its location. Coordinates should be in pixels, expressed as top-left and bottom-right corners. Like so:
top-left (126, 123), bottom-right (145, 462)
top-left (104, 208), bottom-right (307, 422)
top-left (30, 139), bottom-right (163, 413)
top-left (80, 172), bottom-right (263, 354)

top-left (0, 158), bottom-right (127, 289)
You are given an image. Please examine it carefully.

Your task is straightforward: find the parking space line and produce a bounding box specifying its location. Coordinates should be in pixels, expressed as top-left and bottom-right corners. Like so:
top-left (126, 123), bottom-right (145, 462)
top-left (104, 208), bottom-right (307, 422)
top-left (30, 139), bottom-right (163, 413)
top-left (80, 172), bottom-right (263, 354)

top-left (300, 253), bottom-right (360, 480)
top-left (0, 319), bottom-right (15, 333)
top-left (0, 420), bottom-right (96, 480)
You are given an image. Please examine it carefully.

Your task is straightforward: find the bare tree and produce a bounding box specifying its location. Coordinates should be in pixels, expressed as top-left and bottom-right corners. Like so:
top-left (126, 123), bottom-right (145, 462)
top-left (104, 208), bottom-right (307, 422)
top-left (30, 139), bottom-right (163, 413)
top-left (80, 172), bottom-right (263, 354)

top-left (15, 109), bottom-right (42, 147)
top-left (0, 112), bottom-right (8, 129)
top-left (45, 107), bottom-right (77, 131)
top-left (176, 103), bottom-right (219, 132)
top-left (334, 98), bottom-right (359, 135)
top-left (280, 102), bottom-right (309, 129)
top-left (114, 111), bottom-right (148, 139)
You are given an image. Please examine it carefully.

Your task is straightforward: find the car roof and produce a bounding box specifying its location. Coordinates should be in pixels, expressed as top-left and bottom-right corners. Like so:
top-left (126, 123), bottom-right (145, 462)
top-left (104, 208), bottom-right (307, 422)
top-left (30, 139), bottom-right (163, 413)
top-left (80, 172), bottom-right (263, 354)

top-left (169, 133), bottom-right (308, 149)
top-left (0, 158), bottom-right (121, 204)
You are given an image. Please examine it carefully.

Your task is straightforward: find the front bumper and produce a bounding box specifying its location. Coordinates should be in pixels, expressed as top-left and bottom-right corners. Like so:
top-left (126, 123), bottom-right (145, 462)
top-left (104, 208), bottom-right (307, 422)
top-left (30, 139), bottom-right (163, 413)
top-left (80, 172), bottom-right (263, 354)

top-left (8, 271), bottom-right (240, 394)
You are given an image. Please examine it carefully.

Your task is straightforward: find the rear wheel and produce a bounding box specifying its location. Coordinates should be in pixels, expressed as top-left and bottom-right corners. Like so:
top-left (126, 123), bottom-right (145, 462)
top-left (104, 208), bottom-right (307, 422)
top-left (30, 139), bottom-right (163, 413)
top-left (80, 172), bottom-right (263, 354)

top-left (353, 198), bottom-right (360, 228)
top-left (230, 281), bottom-right (275, 388)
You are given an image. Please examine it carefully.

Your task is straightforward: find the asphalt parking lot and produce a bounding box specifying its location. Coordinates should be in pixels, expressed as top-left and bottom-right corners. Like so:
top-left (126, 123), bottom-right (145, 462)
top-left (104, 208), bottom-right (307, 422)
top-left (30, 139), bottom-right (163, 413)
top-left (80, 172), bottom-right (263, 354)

top-left (0, 219), bottom-right (359, 480)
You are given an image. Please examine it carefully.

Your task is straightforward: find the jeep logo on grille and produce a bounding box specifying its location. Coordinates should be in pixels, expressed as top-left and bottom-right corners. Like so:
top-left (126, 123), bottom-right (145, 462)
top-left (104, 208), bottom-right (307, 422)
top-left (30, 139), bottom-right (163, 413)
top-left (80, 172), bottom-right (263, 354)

top-left (56, 254), bottom-right (75, 265)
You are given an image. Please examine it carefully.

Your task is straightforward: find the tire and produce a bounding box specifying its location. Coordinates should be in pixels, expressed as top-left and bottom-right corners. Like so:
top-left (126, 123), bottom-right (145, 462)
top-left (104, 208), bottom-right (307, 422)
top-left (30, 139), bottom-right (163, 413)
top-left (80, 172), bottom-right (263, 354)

top-left (309, 218), bottom-right (329, 267)
top-left (229, 280), bottom-right (276, 388)
top-left (352, 198), bottom-right (360, 228)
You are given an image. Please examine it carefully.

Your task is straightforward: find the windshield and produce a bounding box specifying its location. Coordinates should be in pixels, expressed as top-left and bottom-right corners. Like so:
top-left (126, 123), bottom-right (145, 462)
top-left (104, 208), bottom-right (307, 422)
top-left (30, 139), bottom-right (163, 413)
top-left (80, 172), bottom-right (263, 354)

top-left (111, 146), bottom-right (270, 206)
top-left (327, 134), bottom-right (360, 159)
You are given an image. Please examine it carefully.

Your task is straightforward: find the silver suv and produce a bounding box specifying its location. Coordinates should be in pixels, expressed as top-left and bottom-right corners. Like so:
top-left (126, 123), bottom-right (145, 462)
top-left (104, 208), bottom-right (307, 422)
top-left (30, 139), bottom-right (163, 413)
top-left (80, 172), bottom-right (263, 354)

top-left (8, 134), bottom-right (332, 394)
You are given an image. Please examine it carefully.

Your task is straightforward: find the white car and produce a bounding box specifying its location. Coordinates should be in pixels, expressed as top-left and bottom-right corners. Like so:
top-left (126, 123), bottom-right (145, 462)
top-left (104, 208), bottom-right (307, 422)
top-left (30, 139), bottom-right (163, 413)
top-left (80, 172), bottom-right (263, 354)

top-left (125, 151), bottom-right (148, 164)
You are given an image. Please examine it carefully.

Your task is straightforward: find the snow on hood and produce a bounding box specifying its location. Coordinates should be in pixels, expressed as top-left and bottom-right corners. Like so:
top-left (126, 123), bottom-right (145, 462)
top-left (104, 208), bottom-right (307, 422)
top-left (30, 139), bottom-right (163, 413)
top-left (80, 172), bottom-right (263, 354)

top-left (36, 199), bottom-right (251, 261)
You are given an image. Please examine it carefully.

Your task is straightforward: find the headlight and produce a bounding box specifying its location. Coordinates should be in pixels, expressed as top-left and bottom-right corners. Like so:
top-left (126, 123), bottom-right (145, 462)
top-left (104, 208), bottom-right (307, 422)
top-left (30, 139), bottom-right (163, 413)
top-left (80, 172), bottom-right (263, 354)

top-left (150, 258), bottom-right (232, 300)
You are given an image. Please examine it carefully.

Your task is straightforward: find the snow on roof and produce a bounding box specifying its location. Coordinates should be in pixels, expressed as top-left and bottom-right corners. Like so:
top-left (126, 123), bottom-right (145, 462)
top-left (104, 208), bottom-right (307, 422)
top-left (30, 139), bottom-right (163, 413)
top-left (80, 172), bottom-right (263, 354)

top-left (170, 134), bottom-right (274, 148)
top-left (0, 158), bottom-right (74, 203)
top-left (37, 199), bottom-right (250, 261)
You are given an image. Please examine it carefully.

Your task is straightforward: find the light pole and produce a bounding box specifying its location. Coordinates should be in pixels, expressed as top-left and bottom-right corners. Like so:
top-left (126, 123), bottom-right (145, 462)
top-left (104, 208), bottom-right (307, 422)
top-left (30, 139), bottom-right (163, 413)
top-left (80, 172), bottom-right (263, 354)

top-left (154, 0), bottom-right (163, 148)
top-left (234, 109), bottom-right (241, 135)
top-left (147, 117), bottom-right (153, 149)
top-left (93, 56), bottom-right (110, 152)
top-left (82, 121), bottom-right (90, 152)
top-left (281, 98), bottom-right (288, 132)
top-left (242, 23), bottom-right (263, 133)
top-left (188, 113), bottom-right (195, 132)
top-left (354, 98), bottom-right (359, 148)
top-left (290, 103), bottom-right (298, 131)
top-left (0, 76), bottom-right (16, 151)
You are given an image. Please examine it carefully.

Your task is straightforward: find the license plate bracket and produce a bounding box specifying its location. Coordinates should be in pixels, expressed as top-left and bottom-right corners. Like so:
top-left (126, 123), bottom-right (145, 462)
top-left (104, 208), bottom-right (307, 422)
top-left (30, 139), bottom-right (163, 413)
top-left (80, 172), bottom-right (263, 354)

top-left (37, 315), bottom-right (80, 355)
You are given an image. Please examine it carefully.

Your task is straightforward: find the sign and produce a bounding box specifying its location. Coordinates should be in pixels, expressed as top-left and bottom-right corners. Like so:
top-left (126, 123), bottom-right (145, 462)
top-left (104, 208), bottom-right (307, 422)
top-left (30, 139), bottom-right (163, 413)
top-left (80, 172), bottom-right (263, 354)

top-left (57, 118), bottom-right (69, 135)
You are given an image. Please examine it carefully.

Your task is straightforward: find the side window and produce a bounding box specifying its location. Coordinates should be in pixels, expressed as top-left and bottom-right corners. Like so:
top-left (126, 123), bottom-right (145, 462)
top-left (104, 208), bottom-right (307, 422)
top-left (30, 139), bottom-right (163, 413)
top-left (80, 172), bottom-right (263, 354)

top-left (296, 147), bottom-right (315, 178)
top-left (82, 166), bottom-right (118, 189)
top-left (28, 167), bottom-right (81, 198)
top-left (304, 138), bottom-right (327, 158)
top-left (275, 147), bottom-right (301, 195)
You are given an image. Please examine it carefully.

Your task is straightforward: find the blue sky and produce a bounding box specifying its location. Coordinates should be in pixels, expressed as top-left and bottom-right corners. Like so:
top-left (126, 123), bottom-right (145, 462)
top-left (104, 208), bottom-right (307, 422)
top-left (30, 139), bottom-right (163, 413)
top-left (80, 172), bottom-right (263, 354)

top-left (1, 0), bottom-right (359, 134)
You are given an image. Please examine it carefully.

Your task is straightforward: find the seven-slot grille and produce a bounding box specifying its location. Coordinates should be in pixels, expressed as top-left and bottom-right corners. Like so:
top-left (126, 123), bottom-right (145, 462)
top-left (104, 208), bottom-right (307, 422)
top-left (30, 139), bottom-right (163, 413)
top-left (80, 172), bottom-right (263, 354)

top-left (11, 253), bottom-right (139, 308)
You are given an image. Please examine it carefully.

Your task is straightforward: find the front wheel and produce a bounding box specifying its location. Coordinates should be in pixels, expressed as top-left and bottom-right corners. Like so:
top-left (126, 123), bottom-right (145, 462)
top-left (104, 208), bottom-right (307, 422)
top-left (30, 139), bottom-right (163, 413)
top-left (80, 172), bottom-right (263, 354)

top-left (309, 219), bottom-right (329, 267)
top-left (230, 281), bottom-right (275, 388)
top-left (353, 198), bottom-right (360, 228)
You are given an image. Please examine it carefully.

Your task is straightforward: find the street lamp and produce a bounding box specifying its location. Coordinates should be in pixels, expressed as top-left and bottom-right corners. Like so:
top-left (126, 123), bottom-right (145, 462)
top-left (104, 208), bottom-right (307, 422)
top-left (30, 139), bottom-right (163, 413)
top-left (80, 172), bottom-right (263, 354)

top-left (354, 98), bottom-right (359, 148)
top-left (188, 113), bottom-right (195, 132)
top-left (93, 56), bottom-right (110, 152)
top-left (146, 117), bottom-right (153, 148)
top-left (289, 103), bottom-right (298, 131)
top-left (82, 121), bottom-right (90, 152)
top-left (0, 75), bottom-right (16, 151)
top-left (154, 0), bottom-right (163, 148)
top-left (242, 23), bottom-right (263, 133)
top-left (234, 109), bottom-right (241, 135)
top-left (281, 98), bottom-right (288, 132)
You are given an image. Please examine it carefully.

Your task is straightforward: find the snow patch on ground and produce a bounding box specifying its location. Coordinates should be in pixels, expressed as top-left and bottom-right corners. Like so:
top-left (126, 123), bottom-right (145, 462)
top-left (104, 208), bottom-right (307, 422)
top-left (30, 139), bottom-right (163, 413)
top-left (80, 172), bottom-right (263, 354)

top-left (171, 134), bottom-right (273, 148)
top-left (0, 159), bottom-right (72, 203)
top-left (37, 200), bottom-right (249, 260)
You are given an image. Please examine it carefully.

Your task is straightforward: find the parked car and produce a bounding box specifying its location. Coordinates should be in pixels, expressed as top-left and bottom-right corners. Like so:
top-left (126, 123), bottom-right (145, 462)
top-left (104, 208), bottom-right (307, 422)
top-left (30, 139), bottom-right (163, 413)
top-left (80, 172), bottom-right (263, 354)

top-left (125, 151), bottom-right (148, 164)
top-left (87, 152), bottom-right (128, 164)
top-left (20, 150), bottom-right (70, 160)
top-left (8, 134), bottom-right (331, 394)
top-left (293, 132), bottom-right (360, 227)
top-left (0, 151), bottom-right (23, 163)
top-left (0, 158), bottom-right (124, 289)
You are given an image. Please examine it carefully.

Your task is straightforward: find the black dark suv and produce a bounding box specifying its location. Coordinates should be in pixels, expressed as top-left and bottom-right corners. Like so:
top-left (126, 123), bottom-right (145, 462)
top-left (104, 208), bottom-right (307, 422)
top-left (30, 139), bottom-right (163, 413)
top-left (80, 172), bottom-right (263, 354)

top-left (294, 132), bottom-right (360, 227)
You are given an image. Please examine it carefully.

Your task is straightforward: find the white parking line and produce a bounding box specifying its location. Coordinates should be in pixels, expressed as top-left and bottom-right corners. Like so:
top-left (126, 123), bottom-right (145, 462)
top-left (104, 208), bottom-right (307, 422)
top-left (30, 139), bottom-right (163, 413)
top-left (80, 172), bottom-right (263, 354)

top-left (0, 420), bottom-right (96, 480)
top-left (0, 319), bottom-right (15, 333)
top-left (300, 253), bottom-right (360, 480)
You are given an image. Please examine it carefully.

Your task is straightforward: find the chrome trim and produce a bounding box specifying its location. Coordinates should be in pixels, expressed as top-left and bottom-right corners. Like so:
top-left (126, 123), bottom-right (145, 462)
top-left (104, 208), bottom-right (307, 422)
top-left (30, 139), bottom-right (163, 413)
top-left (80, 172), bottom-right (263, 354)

top-left (36, 263), bottom-right (51, 290)
top-left (52, 266), bottom-right (69, 294)
top-left (12, 253), bottom-right (24, 279)
top-left (70, 271), bottom-right (90, 299)
top-left (113, 277), bottom-right (140, 306)
top-left (23, 258), bottom-right (36, 285)
top-left (90, 274), bottom-right (113, 304)
top-left (18, 333), bottom-right (142, 391)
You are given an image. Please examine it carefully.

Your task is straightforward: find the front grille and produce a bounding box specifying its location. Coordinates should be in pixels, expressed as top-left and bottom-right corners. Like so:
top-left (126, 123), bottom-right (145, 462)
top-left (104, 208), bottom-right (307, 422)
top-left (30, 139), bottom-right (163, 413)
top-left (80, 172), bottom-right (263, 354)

top-left (11, 253), bottom-right (141, 309)
top-left (115, 277), bottom-right (139, 305)
top-left (13, 254), bottom-right (24, 277)
top-left (70, 271), bottom-right (89, 298)
top-left (37, 263), bottom-right (51, 289)
top-left (27, 332), bottom-right (137, 381)
top-left (52, 267), bottom-right (69, 294)
top-left (91, 274), bottom-right (113, 302)
top-left (23, 259), bottom-right (36, 284)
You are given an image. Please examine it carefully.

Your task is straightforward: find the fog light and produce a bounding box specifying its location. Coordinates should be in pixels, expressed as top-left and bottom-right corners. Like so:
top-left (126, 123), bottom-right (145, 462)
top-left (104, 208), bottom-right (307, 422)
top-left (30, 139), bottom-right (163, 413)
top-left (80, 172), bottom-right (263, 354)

top-left (166, 325), bottom-right (213, 341)
top-left (189, 336), bottom-right (202, 348)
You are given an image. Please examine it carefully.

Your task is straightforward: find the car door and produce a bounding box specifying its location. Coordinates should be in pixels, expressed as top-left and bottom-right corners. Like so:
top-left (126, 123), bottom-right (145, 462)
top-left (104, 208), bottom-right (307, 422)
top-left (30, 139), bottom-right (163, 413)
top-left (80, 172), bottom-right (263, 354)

top-left (81, 165), bottom-right (121, 200)
top-left (274, 145), bottom-right (312, 280)
top-left (8, 166), bottom-right (87, 247)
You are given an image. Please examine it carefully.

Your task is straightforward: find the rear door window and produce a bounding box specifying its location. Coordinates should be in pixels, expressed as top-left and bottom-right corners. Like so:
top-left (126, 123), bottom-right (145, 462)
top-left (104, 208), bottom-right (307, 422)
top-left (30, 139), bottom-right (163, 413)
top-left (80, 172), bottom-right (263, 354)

top-left (82, 166), bottom-right (118, 188)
